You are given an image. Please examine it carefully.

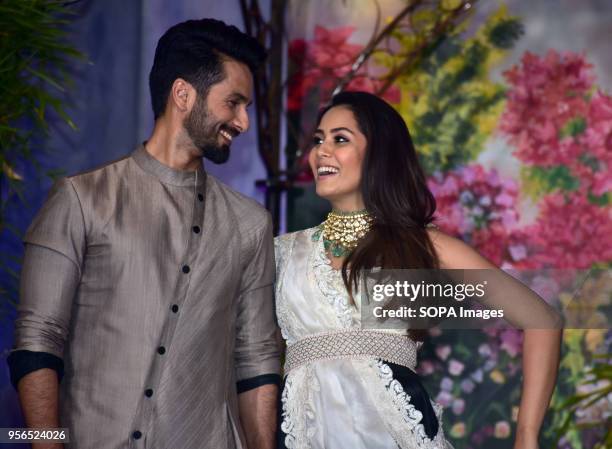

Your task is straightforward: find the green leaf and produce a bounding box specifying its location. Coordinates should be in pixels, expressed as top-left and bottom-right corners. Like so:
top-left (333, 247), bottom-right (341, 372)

top-left (522, 165), bottom-right (581, 197)
top-left (0, 0), bottom-right (84, 321)
top-left (559, 116), bottom-right (587, 138)
top-left (24, 66), bottom-right (65, 92)
top-left (487, 18), bottom-right (524, 49)
top-left (560, 350), bottom-right (585, 379)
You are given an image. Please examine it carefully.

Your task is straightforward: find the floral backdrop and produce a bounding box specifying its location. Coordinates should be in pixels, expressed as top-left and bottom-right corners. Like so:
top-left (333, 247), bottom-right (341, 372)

top-left (284, 1), bottom-right (611, 447)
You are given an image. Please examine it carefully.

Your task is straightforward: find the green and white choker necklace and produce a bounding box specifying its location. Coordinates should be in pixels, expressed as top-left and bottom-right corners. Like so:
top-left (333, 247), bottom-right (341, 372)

top-left (312, 209), bottom-right (373, 257)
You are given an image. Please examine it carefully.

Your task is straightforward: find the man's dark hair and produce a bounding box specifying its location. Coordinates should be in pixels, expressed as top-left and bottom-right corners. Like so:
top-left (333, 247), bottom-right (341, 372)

top-left (149, 18), bottom-right (266, 119)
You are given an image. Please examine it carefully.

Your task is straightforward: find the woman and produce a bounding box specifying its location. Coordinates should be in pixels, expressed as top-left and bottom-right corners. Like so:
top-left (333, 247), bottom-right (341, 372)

top-left (274, 91), bottom-right (562, 449)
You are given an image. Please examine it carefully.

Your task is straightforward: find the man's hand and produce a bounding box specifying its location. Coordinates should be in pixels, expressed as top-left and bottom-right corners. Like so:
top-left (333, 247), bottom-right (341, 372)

top-left (238, 383), bottom-right (278, 449)
top-left (17, 368), bottom-right (64, 449)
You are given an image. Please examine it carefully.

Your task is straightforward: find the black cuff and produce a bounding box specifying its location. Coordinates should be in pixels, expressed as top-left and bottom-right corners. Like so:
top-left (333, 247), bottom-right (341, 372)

top-left (7, 350), bottom-right (64, 389)
top-left (237, 373), bottom-right (281, 394)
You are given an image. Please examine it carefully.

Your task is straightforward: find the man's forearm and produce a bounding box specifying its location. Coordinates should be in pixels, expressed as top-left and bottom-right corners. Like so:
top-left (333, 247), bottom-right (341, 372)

top-left (18, 368), bottom-right (63, 449)
top-left (238, 383), bottom-right (278, 449)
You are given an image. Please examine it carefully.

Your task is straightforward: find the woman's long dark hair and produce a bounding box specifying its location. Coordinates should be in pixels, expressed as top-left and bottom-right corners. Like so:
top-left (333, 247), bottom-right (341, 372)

top-left (316, 91), bottom-right (439, 311)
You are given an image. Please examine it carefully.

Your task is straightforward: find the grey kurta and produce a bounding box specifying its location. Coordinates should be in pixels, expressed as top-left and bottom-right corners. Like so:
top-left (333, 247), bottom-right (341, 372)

top-left (12, 146), bottom-right (280, 449)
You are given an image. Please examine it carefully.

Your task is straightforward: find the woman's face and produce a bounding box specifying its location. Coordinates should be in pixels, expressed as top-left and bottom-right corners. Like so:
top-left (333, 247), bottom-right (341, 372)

top-left (308, 106), bottom-right (367, 211)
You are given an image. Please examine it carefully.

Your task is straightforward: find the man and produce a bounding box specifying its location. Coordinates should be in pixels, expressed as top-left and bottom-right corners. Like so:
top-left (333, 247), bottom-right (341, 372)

top-left (8, 18), bottom-right (279, 449)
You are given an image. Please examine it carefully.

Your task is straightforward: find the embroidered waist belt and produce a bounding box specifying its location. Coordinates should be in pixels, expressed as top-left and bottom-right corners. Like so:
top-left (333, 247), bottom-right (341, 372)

top-left (284, 329), bottom-right (419, 374)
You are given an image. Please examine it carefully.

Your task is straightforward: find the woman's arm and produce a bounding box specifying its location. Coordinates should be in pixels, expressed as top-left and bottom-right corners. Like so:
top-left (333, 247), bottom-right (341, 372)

top-left (513, 329), bottom-right (561, 449)
top-left (429, 230), bottom-right (563, 449)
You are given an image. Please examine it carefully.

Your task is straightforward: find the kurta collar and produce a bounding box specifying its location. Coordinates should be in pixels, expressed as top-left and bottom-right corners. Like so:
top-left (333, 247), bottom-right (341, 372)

top-left (132, 144), bottom-right (206, 187)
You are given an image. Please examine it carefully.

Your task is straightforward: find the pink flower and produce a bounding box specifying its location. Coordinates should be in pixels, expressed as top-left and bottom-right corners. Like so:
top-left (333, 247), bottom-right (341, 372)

top-left (572, 91), bottom-right (612, 195)
top-left (502, 228), bottom-right (543, 270)
top-left (526, 193), bottom-right (612, 268)
top-left (499, 50), bottom-right (612, 210)
top-left (452, 398), bottom-right (466, 415)
top-left (500, 50), bottom-right (594, 167)
top-left (499, 329), bottom-right (523, 357)
top-left (590, 171), bottom-right (612, 196)
top-left (589, 90), bottom-right (612, 122)
top-left (494, 421), bottom-right (512, 438)
top-left (436, 390), bottom-right (454, 407)
top-left (472, 224), bottom-right (510, 265)
top-left (287, 26), bottom-right (401, 112)
top-left (448, 359), bottom-right (465, 376)
top-left (440, 377), bottom-right (454, 391)
top-left (508, 244), bottom-right (527, 261)
top-left (418, 360), bottom-right (435, 375)
top-left (436, 345), bottom-right (452, 361)
top-left (428, 165), bottom-right (520, 257)
top-left (478, 343), bottom-right (492, 357)
top-left (494, 192), bottom-right (514, 207)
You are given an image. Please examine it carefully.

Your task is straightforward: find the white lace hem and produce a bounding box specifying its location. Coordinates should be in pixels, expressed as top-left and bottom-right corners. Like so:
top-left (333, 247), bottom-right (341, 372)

top-left (280, 365), bottom-right (319, 449)
top-left (360, 359), bottom-right (451, 449)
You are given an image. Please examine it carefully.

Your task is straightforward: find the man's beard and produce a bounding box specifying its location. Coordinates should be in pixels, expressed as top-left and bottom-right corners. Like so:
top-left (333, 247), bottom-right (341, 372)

top-left (184, 95), bottom-right (232, 164)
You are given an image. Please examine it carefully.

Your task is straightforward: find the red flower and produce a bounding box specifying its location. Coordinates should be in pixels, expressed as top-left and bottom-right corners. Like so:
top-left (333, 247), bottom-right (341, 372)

top-left (571, 91), bottom-right (612, 196)
top-left (287, 26), bottom-right (400, 112)
top-left (499, 50), bottom-right (611, 199)
top-left (499, 50), bottom-right (594, 167)
top-left (526, 193), bottom-right (612, 268)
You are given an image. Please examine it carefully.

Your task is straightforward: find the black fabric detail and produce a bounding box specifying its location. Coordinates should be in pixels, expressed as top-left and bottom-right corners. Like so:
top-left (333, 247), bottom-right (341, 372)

top-left (386, 361), bottom-right (439, 439)
top-left (7, 350), bottom-right (64, 389)
top-left (236, 373), bottom-right (281, 394)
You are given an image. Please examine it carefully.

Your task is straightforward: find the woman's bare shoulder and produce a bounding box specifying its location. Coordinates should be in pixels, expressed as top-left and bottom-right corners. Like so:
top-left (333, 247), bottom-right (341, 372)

top-left (427, 228), bottom-right (496, 270)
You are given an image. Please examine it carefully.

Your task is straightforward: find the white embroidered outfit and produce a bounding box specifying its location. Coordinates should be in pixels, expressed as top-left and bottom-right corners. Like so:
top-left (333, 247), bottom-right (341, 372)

top-left (275, 227), bottom-right (453, 449)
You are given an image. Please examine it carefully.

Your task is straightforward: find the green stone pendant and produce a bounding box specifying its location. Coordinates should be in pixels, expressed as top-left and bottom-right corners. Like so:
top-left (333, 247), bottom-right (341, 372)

top-left (331, 243), bottom-right (346, 258)
top-left (322, 238), bottom-right (350, 258)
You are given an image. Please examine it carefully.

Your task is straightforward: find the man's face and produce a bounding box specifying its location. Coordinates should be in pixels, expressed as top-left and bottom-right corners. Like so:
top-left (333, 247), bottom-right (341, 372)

top-left (184, 59), bottom-right (253, 164)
